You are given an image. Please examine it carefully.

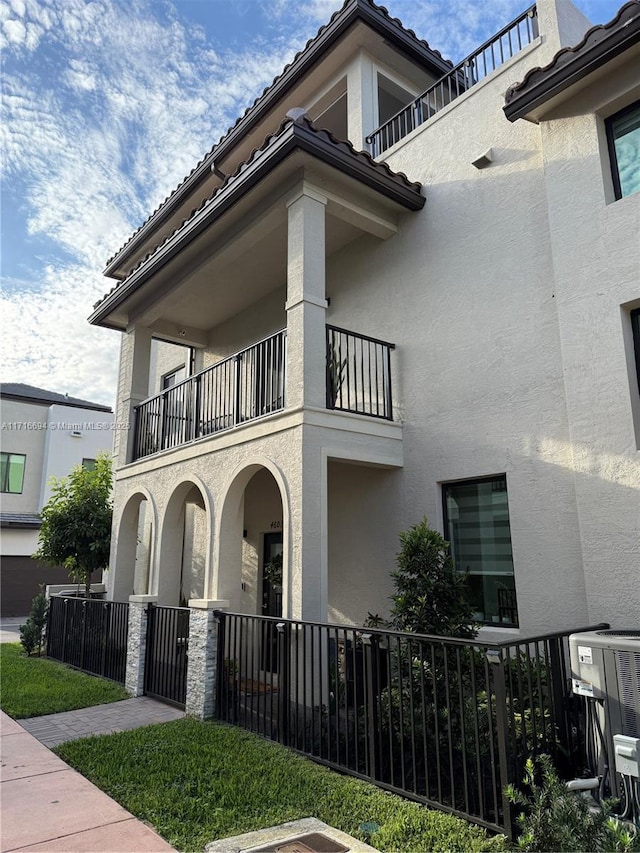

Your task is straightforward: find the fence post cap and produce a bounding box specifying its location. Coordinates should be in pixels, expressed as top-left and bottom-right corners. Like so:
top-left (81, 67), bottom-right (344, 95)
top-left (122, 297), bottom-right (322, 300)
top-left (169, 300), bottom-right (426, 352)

top-left (188, 598), bottom-right (229, 610)
top-left (128, 594), bottom-right (158, 603)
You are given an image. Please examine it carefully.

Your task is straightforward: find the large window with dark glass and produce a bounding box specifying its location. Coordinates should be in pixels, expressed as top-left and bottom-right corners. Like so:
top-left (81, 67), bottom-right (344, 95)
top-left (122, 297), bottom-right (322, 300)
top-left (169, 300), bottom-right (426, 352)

top-left (606, 100), bottom-right (640, 200)
top-left (631, 308), bottom-right (640, 396)
top-left (0, 452), bottom-right (26, 494)
top-left (443, 475), bottom-right (518, 626)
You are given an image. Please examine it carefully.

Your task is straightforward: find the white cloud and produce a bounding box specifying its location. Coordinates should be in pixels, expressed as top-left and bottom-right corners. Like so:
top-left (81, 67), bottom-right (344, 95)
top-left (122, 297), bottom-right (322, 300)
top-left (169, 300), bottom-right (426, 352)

top-left (1, 0), bottom-right (301, 405)
top-left (0, 265), bottom-right (121, 408)
top-left (3, 17), bottom-right (26, 43)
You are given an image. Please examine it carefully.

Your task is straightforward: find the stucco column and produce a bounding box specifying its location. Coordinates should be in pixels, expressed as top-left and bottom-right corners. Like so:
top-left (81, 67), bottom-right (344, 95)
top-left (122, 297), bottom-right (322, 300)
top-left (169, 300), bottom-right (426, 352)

top-left (346, 51), bottom-right (376, 150)
top-left (288, 445), bottom-right (327, 622)
top-left (185, 599), bottom-right (228, 719)
top-left (285, 184), bottom-right (328, 412)
top-left (125, 594), bottom-right (157, 696)
top-left (115, 325), bottom-right (153, 467)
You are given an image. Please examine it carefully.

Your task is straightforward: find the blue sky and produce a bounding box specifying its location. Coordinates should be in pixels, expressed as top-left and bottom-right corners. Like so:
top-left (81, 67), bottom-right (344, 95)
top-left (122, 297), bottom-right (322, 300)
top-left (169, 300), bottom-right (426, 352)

top-left (0, 0), bottom-right (621, 407)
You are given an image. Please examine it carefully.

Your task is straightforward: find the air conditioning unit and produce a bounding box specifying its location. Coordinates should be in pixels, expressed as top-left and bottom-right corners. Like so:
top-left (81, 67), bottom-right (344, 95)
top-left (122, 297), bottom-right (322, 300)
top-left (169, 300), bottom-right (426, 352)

top-left (570, 629), bottom-right (640, 796)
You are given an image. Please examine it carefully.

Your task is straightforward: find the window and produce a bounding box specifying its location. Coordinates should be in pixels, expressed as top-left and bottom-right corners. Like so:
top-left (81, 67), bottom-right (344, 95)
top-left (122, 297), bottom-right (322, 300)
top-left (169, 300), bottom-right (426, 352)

top-left (0, 453), bottom-right (26, 494)
top-left (162, 366), bottom-right (186, 389)
top-left (82, 458), bottom-right (97, 470)
top-left (606, 100), bottom-right (640, 200)
top-left (632, 308), bottom-right (640, 396)
top-left (442, 475), bottom-right (518, 626)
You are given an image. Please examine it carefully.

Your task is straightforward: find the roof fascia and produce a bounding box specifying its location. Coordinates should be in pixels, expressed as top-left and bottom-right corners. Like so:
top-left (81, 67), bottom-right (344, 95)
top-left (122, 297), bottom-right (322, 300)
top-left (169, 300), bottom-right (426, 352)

top-left (90, 121), bottom-right (423, 328)
top-left (103, 0), bottom-right (447, 279)
top-left (0, 392), bottom-right (112, 412)
top-left (504, 11), bottom-right (640, 122)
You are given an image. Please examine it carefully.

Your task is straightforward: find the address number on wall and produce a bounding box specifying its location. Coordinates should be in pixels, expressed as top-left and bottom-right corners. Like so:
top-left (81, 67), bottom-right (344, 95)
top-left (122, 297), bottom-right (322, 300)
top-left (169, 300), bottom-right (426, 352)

top-left (270, 521), bottom-right (282, 530)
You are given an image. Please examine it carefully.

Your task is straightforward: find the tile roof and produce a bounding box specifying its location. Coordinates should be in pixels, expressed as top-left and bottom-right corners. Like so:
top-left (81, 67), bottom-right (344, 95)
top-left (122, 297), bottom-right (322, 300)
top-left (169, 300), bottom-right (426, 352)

top-left (504, 0), bottom-right (640, 120)
top-left (0, 513), bottom-right (41, 528)
top-left (103, 0), bottom-right (449, 275)
top-left (91, 113), bottom-right (424, 320)
top-left (0, 383), bottom-right (113, 413)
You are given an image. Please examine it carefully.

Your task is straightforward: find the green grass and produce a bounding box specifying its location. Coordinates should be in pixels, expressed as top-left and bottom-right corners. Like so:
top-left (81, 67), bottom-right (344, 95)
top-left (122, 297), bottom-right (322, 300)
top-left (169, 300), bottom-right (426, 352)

top-left (0, 643), bottom-right (128, 718)
top-left (56, 718), bottom-right (508, 853)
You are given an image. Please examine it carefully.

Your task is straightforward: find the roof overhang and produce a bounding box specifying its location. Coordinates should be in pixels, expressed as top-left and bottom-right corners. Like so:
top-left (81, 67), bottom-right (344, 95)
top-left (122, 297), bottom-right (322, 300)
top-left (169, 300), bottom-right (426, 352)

top-left (1, 513), bottom-right (41, 529)
top-left (102, 0), bottom-right (447, 280)
top-left (90, 118), bottom-right (424, 331)
top-left (504, 1), bottom-right (640, 122)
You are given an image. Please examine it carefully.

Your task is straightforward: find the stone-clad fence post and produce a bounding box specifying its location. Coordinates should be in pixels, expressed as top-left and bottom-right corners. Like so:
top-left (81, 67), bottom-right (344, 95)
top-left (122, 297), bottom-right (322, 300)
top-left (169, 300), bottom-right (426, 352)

top-left (125, 594), bottom-right (157, 696)
top-left (185, 599), bottom-right (229, 719)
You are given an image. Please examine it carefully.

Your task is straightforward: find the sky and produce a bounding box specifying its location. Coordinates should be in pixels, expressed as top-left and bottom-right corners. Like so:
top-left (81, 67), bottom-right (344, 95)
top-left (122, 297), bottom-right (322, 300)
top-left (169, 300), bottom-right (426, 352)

top-left (0, 0), bottom-right (622, 409)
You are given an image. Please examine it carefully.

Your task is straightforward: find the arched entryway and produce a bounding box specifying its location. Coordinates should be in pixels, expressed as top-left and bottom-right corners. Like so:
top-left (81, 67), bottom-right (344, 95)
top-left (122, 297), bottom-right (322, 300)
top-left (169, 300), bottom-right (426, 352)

top-left (111, 491), bottom-right (156, 601)
top-left (156, 479), bottom-right (212, 605)
top-left (216, 462), bottom-right (288, 616)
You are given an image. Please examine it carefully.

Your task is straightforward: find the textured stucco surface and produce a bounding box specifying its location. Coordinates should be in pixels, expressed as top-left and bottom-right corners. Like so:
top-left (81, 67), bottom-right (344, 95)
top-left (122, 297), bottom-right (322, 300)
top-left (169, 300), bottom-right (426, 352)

top-left (105, 0), bottom-right (639, 634)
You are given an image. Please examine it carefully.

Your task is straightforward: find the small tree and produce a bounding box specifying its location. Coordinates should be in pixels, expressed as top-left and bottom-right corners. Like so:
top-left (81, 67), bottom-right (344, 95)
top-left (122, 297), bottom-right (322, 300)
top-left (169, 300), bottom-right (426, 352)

top-left (35, 453), bottom-right (113, 598)
top-left (388, 518), bottom-right (477, 638)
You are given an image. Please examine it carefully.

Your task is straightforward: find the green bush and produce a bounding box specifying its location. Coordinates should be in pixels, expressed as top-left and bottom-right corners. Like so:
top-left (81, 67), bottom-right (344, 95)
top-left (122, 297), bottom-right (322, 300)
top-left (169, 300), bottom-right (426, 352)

top-left (506, 754), bottom-right (640, 852)
top-left (19, 588), bottom-right (48, 656)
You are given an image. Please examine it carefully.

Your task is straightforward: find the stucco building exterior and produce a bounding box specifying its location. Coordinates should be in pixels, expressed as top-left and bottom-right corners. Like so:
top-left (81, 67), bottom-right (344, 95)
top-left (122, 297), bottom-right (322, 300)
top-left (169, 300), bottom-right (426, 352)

top-left (92, 0), bottom-right (640, 637)
top-left (0, 384), bottom-right (114, 615)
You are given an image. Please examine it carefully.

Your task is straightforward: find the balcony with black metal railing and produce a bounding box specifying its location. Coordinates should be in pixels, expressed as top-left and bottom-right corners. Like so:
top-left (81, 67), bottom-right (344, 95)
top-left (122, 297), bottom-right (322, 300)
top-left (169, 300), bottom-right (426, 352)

top-left (132, 325), bottom-right (397, 461)
top-left (366, 5), bottom-right (539, 157)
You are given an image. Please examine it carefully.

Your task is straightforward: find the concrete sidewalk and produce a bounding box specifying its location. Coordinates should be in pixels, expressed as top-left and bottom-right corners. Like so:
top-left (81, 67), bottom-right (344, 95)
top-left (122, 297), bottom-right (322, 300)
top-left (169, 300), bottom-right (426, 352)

top-left (1, 710), bottom-right (177, 852)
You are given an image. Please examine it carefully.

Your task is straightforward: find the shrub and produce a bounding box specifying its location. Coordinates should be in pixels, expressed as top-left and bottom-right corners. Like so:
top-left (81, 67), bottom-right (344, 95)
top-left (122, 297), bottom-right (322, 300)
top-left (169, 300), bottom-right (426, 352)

top-left (506, 754), bottom-right (640, 852)
top-left (19, 588), bottom-right (48, 656)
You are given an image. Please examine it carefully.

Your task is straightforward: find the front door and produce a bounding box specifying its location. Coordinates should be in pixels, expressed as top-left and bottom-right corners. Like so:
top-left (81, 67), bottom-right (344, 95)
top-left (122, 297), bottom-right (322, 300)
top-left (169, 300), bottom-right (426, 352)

top-left (261, 532), bottom-right (282, 672)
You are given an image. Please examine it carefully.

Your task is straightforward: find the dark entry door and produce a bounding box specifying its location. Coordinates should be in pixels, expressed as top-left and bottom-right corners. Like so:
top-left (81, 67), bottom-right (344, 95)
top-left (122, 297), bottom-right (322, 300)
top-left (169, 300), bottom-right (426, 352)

top-left (262, 532), bottom-right (283, 618)
top-left (261, 532), bottom-right (283, 672)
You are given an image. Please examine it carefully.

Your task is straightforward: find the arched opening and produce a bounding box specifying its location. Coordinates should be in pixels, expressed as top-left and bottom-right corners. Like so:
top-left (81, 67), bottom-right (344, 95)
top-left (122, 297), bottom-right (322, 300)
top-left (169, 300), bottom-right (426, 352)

top-left (216, 464), bottom-right (286, 616)
top-left (156, 480), bottom-right (210, 605)
top-left (111, 492), bottom-right (155, 601)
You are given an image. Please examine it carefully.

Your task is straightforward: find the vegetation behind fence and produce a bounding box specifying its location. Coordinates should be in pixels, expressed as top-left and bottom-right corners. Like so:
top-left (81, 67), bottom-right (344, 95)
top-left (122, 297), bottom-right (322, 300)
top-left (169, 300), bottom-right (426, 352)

top-left (215, 613), bottom-right (606, 835)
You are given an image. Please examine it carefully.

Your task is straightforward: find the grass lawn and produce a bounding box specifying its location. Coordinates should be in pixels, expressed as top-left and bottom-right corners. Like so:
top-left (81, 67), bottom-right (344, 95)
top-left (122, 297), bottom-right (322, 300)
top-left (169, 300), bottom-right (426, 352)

top-left (56, 718), bottom-right (508, 853)
top-left (0, 643), bottom-right (128, 718)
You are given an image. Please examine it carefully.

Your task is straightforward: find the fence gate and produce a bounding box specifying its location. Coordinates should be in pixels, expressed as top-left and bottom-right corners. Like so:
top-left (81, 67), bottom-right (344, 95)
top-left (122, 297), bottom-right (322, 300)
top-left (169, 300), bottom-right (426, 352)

top-left (144, 604), bottom-right (190, 708)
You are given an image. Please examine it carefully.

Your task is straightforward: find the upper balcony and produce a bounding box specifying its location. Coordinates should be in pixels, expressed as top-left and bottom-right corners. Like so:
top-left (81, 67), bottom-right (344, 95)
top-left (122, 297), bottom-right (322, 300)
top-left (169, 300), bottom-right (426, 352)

top-left (132, 324), bottom-right (395, 461)
top-left (366, 5), bottom-right (539, 157)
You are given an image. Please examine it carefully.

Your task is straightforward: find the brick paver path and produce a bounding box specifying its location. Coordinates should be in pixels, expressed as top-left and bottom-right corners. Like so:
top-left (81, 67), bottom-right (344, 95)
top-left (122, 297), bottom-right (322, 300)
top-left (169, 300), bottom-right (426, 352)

top-left (20, 696), bottom-right (184, 747)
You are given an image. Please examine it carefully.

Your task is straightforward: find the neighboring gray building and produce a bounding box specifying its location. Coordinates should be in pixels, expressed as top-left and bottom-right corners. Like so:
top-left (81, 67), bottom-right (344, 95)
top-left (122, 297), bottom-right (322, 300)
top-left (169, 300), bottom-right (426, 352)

top-left (0, 384), bottom-right (113, 615)
top-left (92, 0), bottom-right (639, 636)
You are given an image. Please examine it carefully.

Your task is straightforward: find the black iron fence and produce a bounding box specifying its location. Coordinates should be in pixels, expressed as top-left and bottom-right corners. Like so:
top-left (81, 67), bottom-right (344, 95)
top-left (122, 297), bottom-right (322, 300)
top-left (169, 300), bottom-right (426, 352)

top-left (326, 325), bottom-right (394, 420)
top-left (144, 604), bottom-right (190, 708)
top-left (367, 5), bottom-right (539, 156)
top-left (214, 612), bottom-right (606, 835)
top-left (47, 595), bottom-right (129, 684)
top-left (134, 330), bottom-right (286, 460)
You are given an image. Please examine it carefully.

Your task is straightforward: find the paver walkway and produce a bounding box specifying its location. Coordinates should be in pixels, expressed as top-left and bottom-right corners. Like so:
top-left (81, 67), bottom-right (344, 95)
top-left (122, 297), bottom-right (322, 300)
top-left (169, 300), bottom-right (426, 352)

top-left (1, 710), bottom-right (177, 852)
top-left (20, 696), bottom-right (184, 747)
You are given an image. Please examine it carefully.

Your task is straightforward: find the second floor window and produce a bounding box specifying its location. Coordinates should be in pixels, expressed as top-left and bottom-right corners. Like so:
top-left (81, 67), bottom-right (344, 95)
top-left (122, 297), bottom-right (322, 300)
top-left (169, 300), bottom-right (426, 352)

top-left (1, 452), bottom-right (26, 494)
top-left (606, 100), bottom-right (640, 200)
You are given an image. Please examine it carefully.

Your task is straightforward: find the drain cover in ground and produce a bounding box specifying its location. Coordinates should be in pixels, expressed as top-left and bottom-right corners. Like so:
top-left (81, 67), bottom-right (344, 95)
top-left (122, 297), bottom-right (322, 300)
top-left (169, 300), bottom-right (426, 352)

top-left (253, 832), bottom-right (349, 853)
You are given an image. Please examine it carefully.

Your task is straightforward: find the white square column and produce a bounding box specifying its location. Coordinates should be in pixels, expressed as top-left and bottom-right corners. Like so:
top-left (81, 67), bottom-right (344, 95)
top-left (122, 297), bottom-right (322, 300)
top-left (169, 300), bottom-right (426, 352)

top-left (284, 183), bottom-right (329, 623)
top-left (114, 325), bottom-right (153, 467)
top-left (285, 183), bottom-right (328, 412)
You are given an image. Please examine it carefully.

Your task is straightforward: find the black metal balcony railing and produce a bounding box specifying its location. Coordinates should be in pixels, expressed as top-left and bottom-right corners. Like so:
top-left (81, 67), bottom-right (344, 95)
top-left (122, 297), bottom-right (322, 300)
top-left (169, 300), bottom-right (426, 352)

top-left (326, 325), bottom-right (394, 420)
top-left (367, 5), bottom-right (539, 157)
top-left (133, 329), bottom-right (286, 460)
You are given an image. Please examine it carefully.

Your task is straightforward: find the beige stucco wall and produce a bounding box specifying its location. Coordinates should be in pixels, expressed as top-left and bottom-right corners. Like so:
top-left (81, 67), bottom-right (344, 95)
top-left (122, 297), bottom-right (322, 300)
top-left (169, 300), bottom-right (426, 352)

top-left (105, 0), bottom-right (638, 633)
top-left (536, 60), bottom-right (640, 627)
